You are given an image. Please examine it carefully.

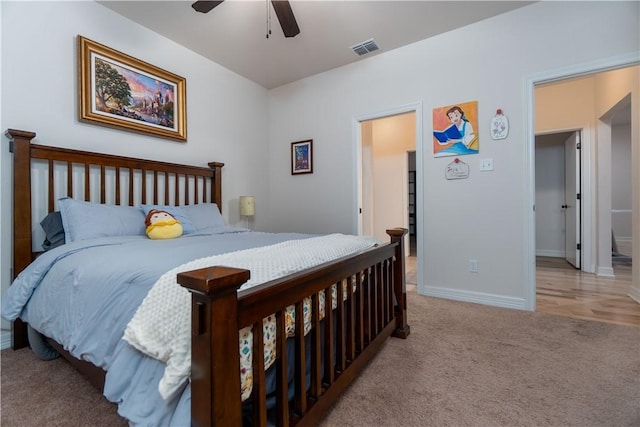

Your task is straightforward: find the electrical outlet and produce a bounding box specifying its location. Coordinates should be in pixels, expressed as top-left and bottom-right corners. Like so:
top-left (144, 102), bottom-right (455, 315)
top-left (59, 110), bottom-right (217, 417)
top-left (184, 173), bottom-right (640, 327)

top-left (469, 259), bottom-right (478, 273)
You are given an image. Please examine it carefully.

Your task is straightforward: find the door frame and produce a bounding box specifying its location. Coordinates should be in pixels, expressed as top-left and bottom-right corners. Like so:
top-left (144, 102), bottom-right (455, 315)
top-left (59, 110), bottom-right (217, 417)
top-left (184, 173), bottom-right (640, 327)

top-left (524, 52), bottom-right (639, 311)
top-left (352, 101), bottom-right (423, 287)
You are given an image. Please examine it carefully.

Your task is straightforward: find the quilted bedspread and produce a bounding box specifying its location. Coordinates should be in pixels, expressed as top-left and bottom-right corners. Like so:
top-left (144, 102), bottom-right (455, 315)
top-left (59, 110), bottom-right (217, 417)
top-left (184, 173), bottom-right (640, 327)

top-left (123, 233), bottom-right (380, 400)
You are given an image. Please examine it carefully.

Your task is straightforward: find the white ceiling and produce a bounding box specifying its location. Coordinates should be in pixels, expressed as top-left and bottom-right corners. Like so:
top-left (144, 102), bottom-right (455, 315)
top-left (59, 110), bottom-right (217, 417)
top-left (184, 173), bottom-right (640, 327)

top-left (99, 0), bottom-right (533, 89)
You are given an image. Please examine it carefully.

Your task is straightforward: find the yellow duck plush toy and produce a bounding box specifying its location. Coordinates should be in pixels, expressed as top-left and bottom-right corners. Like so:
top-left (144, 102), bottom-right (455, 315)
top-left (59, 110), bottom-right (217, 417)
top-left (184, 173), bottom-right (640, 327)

top-left (145, 209), bottom-right (183, 240)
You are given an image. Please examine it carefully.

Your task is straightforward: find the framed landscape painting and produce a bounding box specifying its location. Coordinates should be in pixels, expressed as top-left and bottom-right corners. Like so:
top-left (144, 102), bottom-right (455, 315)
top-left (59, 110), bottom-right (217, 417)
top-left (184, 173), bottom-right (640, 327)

top-left (78, 36), bottom-right (187, 141)
top-left (291, 139), bottom-right (313, 175)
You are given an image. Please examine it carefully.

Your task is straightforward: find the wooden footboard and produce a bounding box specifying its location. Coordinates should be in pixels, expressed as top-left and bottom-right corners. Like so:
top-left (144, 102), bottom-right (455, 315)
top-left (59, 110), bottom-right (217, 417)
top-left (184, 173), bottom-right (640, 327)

top-left (178, 228), bottom-right (409, 427)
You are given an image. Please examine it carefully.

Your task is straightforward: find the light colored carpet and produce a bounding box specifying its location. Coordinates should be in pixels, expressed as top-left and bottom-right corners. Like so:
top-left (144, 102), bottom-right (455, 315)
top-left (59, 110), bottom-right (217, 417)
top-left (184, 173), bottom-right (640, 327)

top-left (2, 292), bottom-right (639, 426)
top-left (319, 293), bottom-right (640, 427)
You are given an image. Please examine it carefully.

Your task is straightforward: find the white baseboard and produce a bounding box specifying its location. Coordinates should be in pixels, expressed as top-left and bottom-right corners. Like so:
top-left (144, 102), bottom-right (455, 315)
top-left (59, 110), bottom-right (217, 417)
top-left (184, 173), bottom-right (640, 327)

top-left (1, 331), bottom-right (11, 350)
top-left (418, 285), bottom-right (528, 311)
top-left (628, 287), bottom-right (640, 304)
top-left (597, 267), bottom-right (615, 277)
top-left (536, 249), bottom-right (565, 257)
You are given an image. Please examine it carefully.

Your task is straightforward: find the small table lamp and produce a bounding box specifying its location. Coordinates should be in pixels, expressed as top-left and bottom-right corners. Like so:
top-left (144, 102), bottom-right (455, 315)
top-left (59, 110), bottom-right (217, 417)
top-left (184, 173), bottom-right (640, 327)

top-left (239, 196), bottom-right (255, 229)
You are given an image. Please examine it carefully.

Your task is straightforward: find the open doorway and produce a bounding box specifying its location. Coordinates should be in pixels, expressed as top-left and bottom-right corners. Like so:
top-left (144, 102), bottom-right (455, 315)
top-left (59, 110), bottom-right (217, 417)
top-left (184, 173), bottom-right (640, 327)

top-left (531, 66), bottom-right (637, 326)
top-left (535, 130), bottom-right (582, 269)
top-left (354, 103), bottom-right (422, 292)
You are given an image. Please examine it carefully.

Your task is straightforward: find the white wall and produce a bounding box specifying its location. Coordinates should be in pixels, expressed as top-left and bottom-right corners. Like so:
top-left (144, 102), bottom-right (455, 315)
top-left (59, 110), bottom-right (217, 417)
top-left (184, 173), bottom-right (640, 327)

top-left (0, 1), bottom-right (271, 339)
top-left (267, 1), bottom-right (639, 308)
top-left (612, 122), bottom-right (632, 240)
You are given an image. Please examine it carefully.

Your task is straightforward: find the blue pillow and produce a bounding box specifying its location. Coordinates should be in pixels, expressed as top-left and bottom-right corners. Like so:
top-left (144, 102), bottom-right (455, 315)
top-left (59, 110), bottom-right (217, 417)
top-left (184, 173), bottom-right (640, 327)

top-left (182, 203), bottom-right (226, 230)
top-left (141, 205), bottom-right (196, 234)
top-left (58, 198), bottom-right (146, 242)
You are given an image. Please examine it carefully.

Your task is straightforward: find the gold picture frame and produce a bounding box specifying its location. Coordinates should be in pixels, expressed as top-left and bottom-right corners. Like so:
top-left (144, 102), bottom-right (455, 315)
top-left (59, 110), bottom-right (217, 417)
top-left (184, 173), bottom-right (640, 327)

top-left (78, 36), bottom-right (187, 141)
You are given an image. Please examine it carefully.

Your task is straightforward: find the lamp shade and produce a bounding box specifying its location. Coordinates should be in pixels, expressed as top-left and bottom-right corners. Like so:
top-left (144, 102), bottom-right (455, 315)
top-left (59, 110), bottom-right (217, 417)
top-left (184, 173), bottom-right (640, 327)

top-left (239, 196), bottom-right (255, 216)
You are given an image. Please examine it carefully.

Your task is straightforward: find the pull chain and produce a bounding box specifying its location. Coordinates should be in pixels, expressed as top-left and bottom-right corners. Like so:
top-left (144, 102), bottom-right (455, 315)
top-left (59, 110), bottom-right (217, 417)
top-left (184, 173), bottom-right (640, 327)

top-left (266, 0), bottom-right (272, 39)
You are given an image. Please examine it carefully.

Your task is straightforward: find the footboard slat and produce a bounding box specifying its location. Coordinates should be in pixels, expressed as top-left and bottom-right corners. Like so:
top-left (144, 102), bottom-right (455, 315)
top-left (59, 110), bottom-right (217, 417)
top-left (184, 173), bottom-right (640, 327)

top-left (323, 289), bottom-right (335, 387)
top-left (275, 310), bottom-right (290, 426)
top-left (309, 293), bottom-right (322, 399)
top-left (345, 276), bottom-right (356, 362)
top-left (335, 281), bottom-right (346, 374)
top-left (370, 266), bottom-right (379, 337)
top-left (362, 269), bottom-right (371, 346)
top-left (251, 321), bottom-right (267, 427)
top-left (355, 272), bottom-right (364, 354)
top-left (376, 262), bottom-right (384, 335)
top-left (293, 301), bottom-right (307, 416)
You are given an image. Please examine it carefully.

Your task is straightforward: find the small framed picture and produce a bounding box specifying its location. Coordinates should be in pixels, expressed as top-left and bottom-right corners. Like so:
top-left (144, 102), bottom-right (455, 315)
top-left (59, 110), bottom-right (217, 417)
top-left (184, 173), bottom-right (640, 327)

top-left (291, 139), bottom-right (313, 175)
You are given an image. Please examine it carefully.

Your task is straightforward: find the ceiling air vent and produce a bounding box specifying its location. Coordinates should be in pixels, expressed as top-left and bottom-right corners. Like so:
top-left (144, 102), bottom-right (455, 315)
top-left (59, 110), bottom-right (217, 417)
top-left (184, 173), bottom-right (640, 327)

top-left (351, 38), bottom-right (380, 56)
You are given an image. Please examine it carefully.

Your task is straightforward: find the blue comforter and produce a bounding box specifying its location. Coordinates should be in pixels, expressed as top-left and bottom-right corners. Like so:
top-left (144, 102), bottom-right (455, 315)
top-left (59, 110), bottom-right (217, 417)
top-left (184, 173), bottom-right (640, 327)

top-left (1, 226), bottom-right (311, 426)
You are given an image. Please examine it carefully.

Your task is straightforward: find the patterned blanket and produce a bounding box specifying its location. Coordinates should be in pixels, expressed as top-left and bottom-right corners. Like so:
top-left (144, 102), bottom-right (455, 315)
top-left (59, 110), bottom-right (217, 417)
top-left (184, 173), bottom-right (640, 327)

top-left (123, 234), bottom-right (380, 399)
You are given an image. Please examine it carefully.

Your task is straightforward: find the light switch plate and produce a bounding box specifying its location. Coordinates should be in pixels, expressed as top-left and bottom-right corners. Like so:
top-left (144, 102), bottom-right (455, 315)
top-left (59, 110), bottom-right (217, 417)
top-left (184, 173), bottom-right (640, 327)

top-left (479, 158), bottom-right (494, 171)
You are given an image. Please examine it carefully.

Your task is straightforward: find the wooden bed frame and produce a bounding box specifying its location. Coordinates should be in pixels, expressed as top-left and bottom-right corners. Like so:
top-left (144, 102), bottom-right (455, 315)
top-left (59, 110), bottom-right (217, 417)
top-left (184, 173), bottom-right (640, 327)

top-left (6, 128), bottom-right (410, 427)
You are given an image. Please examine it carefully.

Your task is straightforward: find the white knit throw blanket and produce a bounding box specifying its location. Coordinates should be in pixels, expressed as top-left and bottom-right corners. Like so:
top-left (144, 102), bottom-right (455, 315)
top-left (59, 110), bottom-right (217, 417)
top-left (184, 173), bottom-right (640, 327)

top-left (123, 234), bottom-right (380, 399)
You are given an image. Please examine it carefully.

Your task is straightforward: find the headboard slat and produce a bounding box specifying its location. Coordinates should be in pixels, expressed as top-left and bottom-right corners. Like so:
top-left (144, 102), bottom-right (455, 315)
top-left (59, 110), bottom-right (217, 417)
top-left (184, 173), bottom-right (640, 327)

top-left (115, 167), bottom-right (121, 205)
top-left (175, 174), bottom-right (180, 206)
top-left (129, 171), bottom-right (134, 206)
top-left (164, 172), bottom-right (170, 205)
top-left (153, 171), bottom-right (159, 205)
top-left (48, 160), bottom-right (54, 212)
top-left (100, 165), bottom-right (106, 204)
top-left (84, 164), bottom-right (90, 201)
top-left (184, 175), bottom-right (189, 205)
top-left (67, 162), bottom-right (72, 199)
top-left (195, 176), bottom-right (199, 204)
top-left (142, 169), bottom-right (147, 205)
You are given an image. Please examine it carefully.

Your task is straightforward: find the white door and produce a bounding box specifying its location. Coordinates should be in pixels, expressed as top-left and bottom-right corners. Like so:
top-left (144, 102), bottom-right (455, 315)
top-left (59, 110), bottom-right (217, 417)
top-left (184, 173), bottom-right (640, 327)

top-left (564, 131), bottom-right (581, 268)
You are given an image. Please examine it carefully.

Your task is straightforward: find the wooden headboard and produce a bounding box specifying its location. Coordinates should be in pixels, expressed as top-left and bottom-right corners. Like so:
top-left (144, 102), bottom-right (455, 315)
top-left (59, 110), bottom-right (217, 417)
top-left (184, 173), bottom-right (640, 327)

top-left (6, 129), bottom-right (224, 346)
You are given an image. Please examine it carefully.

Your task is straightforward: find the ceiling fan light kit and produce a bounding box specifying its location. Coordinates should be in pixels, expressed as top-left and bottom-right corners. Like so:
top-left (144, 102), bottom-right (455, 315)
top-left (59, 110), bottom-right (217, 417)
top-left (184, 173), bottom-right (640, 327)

top-left (191, 0), bottom-right (300, 38)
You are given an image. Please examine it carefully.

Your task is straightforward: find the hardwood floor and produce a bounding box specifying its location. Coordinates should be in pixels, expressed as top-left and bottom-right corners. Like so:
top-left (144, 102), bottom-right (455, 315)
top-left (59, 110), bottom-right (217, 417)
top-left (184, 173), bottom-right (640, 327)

top-left (536, 256), bottom-right (639, 327)
top-left (406, 256), bottom-right (417, 292)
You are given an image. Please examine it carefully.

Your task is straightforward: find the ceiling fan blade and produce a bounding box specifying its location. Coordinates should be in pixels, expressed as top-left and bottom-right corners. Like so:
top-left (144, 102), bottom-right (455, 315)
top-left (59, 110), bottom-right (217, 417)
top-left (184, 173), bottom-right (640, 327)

top-left (192, 1), bottom-right (224, 14)
top-left (271, 1), bottom-right (300, 38)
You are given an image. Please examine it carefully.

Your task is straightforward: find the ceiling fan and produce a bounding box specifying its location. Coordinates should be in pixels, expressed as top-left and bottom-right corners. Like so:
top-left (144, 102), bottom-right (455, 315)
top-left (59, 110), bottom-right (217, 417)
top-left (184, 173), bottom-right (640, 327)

top-left (192, 1), bottom-right (300, 38)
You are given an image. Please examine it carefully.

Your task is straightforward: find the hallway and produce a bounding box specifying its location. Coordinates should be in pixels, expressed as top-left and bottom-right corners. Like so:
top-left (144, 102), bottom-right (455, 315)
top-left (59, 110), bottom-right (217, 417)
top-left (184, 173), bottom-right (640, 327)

top-left (536, 257), bottom-right (638, 327)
